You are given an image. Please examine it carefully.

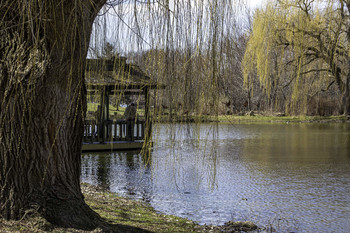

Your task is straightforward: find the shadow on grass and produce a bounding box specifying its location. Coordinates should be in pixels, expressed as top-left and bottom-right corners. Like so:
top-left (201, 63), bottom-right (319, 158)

top-left (0, 215), bottom-right (154, 233)
top-left (98, 221), bottom-right (154, 233)
top-left (81, 183), bottom-right (198, 233)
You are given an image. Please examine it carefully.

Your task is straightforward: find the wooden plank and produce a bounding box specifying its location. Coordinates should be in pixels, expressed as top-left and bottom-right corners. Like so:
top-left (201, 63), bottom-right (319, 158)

top-left (84, 119), bottom-right (146, 143)
top-left (97, 124), bottom-right (100, 142)
top-left (92, 123), bottom-right (96, 143)
top-left (114, 122), bottom-right (117, 141)
top-left (119, 122), bottom-right (123, 141)
top-left (141, 122), bottom-right (145, 139)
top-left (82, 141), bottom-right (144, 152)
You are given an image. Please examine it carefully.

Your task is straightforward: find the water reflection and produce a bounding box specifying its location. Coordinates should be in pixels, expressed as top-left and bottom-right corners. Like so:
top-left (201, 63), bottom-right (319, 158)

top-left (82, 151), bottom-right (153, 201)
top-left (81, 123), bottom-right (350, 232)
top-left (241, 123), bottom-right (350, 163)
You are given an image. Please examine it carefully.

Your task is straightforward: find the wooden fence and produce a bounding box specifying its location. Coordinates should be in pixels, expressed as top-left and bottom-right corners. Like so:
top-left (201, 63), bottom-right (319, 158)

top-left (83, 120), bottom-right (146, 143)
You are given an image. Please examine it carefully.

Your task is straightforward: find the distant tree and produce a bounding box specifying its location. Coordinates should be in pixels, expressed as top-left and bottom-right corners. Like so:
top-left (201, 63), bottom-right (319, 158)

top-left (243, 0), bottom-right (350, 115)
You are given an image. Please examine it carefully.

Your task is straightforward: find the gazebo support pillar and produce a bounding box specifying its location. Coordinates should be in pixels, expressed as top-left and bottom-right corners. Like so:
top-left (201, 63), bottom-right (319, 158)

top-left (99, 86), bottom-right (110, 143)
top-left (144, 87), bottom-right (152, 144)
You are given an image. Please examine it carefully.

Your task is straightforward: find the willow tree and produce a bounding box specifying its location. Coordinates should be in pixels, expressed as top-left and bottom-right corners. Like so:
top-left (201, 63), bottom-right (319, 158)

top-left (113, 0), bottom-right (244, 116)
top-left (0, 0), bottom-right (245, 229)
top-left (0, 0), bottom-right (107, 229)
top-left (243, 0), bottom-right (350, 115)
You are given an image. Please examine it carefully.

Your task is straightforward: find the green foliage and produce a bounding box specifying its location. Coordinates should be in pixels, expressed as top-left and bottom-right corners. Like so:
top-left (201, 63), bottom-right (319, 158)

top-left (243, 0), bottom-right (350, 115)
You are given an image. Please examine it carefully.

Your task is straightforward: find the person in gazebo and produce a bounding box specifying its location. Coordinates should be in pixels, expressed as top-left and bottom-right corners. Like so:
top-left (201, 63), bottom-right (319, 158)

top-left (95, 105), bottom-right (101, 123)
top-left (124, 103), bottom-right (137, 140)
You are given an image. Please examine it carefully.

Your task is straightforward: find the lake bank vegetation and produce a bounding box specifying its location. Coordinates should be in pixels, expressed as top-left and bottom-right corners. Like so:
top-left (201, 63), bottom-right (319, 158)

top-left (86, 101), bottom-right (349, 123)
top-left (104, 0), bottom-right (350, 119)
top-left (0, 184), bottom-right (259, 233)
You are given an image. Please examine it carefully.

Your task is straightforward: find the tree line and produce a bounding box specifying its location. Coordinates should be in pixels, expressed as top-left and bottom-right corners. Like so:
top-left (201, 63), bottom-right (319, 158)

top-left (122, 0), bottom-right (350, 117)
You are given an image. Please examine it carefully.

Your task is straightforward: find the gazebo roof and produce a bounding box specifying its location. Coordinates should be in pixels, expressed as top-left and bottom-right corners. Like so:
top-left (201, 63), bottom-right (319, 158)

top-left (85, 56), bottom-right (161, 91)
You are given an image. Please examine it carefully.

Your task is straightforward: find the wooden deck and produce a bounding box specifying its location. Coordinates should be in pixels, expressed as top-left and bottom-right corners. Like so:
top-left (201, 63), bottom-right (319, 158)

top-left (82, 119), bottom-right (150, 152)
top-left (82, 140), bottom-right (144, 152)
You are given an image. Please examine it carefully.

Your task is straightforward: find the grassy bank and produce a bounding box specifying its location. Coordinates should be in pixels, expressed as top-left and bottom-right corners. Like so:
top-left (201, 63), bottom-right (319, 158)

top-left (0, 184), bottom-right (259, 233)
top-left (152, 114), bottom-right (349, 124)
top-left (214, 114), bottom-right (349, 124)
top-left (82, 184), bottom-right (199, 233)
top-left (86, 102), bottom-right (348, 124)
top-left (0, 184), bottom-right (259, 232)
top-left (0, 184), bottom-right (199, 232)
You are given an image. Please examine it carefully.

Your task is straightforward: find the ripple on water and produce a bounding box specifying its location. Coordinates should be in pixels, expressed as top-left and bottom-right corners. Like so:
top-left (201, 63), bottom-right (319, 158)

top-left (81, 123), bottom-right (350, 232)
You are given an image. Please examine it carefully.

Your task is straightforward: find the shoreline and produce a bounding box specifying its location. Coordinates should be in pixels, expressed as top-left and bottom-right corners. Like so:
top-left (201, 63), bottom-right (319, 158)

top-left (0, 183), bottom-right (259, 232)
top-left (214, 114), bottom-right (349, 124)
top-left (152, 114), bottom-right (349, 124)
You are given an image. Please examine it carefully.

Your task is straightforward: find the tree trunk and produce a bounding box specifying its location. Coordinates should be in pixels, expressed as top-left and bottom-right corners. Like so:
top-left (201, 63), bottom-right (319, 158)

top-left (344, 75), bottom-right (350, 115)
top-left (340, 60), bottom-right (350, 115)
top-left (0, 0), bottom-right (106, 229)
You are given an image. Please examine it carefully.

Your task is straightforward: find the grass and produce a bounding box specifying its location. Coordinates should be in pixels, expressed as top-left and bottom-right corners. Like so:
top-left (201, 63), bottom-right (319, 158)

top-left (87, 102), bottom-right (348, 124)
top-left (151, 113), bottom-right (348, 124)
top-left (82, 184), bottom-right (199, 233)
top-left (0, 184), bottom-right (263, 232)
top-left (0, 184), bottom-right (201, 233)
top-left (213, 114), bottom-right (348, 124)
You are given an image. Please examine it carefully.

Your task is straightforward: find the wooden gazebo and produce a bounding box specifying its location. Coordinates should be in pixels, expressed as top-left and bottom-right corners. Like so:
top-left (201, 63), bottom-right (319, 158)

top-left (82, 56), bottom-right (160, 151)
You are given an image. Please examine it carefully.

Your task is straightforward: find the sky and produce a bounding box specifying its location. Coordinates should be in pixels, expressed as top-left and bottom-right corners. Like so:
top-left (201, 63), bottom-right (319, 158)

top-left (247, 0), bottom-right (264, 9)
top-left (89, 0), bottom-right (266, 56)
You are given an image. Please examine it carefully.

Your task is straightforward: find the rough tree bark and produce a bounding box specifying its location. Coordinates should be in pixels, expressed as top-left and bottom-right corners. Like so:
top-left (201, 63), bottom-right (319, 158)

top-left (0, 0), bottom-right (106, 229)
top-left (344, 74), bottom-right (350, 115)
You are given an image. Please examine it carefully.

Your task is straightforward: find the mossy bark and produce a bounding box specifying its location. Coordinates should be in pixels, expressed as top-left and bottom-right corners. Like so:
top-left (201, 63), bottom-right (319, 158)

top-left (0, 0), bottom-right (106, 229)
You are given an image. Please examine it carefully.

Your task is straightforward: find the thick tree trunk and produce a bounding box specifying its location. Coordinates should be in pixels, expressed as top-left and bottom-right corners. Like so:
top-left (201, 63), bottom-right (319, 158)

top-left (341, 61), bottom-right (350, 115)
top-left (344, 75), bottom-right (350, 115)
top-left (0, 1), bottom-right (106, 229)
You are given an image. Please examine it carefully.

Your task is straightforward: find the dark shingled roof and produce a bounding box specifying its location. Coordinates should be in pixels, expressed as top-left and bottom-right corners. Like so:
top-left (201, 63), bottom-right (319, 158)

top-left (85, 56), bottom-right (161, 90)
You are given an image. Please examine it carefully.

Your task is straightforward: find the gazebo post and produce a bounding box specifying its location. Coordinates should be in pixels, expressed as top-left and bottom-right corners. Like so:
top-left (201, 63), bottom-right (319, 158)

top-left (144, 86), bottom-right (152, 143)
top-left (144, 86), bottom-right (149, 121)
top-left (103, 86), bottom-right (110, 122)
top-left (99, 86), bottom-right (110, 143)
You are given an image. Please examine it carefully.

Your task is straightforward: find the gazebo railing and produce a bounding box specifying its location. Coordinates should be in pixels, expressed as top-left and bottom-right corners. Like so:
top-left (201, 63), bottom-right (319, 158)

top-left (83, 119), bottom-right (145, 143)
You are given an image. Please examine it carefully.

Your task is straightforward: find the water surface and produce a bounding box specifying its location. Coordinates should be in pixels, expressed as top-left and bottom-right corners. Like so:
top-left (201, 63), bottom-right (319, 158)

top-left (81, 123), bottom-right (350, 232)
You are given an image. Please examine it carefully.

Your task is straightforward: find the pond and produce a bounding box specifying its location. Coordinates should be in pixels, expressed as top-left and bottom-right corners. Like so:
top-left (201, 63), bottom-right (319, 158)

top-left (81, 123), bottom-right (350, 232)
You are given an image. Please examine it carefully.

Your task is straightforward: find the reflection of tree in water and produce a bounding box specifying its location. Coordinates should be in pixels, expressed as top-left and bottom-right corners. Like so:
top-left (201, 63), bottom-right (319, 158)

top-left (96, 154), bottom-right (111, 190)
top-left (156, 123), bottom-right (220, 191)
top-left (125, 152), bottom-right (135, 170)
top-left (81, 150), bottom-right (153, 203)
top-left (122, 151), bottom-right (153, 202)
